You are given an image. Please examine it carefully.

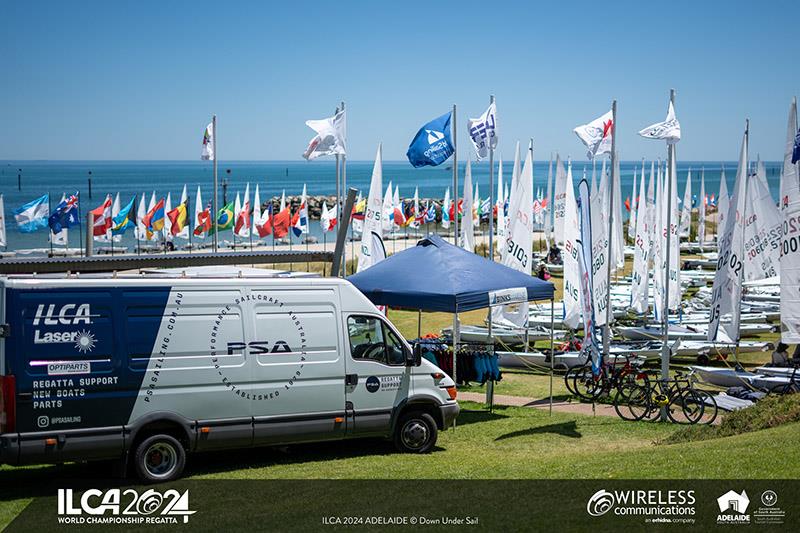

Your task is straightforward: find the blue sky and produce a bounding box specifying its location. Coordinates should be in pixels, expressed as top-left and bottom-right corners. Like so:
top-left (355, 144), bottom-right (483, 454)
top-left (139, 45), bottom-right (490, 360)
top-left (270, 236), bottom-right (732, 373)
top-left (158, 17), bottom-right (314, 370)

top-left (1, 0), bottom-right (797, 161)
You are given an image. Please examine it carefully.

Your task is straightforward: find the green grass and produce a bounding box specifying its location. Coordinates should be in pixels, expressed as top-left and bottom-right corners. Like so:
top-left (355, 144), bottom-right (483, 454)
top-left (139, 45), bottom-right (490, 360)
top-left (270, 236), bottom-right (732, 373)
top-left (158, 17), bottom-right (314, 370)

top-left (2, 400), bottom-right (799, 528)
top-left (663, 393), bottom-right (800, 444)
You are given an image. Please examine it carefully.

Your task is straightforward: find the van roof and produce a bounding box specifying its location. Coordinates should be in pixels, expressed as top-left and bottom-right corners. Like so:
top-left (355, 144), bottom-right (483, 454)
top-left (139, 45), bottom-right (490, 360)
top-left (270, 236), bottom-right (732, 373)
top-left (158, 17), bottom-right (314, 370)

top-left (1, 265), bottom-right (320, 280)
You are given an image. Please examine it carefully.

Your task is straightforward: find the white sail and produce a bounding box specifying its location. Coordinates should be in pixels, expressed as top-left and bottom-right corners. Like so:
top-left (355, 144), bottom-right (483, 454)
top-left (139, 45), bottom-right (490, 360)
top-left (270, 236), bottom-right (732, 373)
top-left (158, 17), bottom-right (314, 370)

top-left (544, 155), bottom-right (553, 244)
top-left (743, 160), bottom-right (781, 280)
top-left (631, 162), bottom-right (650, 314)
top-left (500, 142), bottom-right (521, 262)
top-left (679, 169), bottom-right (692, 238)
top-left (553, 154), bottom-right (567, 246)
top-left (496, 157), bottom-right (505, 243)
top-left (381, 181), bottom-right (393, 235)
top-left (717, 167), bottom-right (729, 245)
top-left (667, 147), bottom-right (681, 310)
top-left (492, 142), bottom-right (534, 328)
top-left (653, 160), bottom-right (665, 321)
top-left (628, 165), bottom-right (639, 240)
top-left (461, 160), bottom-right (475, 252)
top-left (357, 144), bottom-right (386, 272)
top-left (135, 192), bottom-right (147, 241)
top-left (164, 192), bottom-right (173, 242)
top-left (781, 97), bottom-right (800, 343)
top-left (612, 154), bottom-right (625, 270)
top-left (698, 170), bottom-right (706, 246)
top-left (562, 161), bottom-right (582, 329)
top-left (591, 160), bottom-right (609, 327)
top-left (708, 128), bottom-right (749, 342)
top-left (252, 184), bottom-right (262, 240)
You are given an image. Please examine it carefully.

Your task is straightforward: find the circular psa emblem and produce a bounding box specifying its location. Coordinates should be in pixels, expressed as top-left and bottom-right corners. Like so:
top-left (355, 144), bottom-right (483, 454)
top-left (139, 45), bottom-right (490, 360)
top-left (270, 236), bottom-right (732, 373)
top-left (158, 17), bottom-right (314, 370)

top-left (366, 376), bottom-right (380, 393)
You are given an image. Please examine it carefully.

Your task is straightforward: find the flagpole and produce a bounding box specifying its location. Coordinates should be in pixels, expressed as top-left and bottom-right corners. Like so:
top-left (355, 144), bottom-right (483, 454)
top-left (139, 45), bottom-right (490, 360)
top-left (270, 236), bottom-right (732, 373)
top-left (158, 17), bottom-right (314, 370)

top-left (335, 105), bottom-right (341, 237)
top-left (602, 100), bottom-right (617, 365)
top-left (341, 102), bottom-right (347, 275)
top-left (77, 193), bottom-right (84, 257)
top-left (452, 104), bottom-right (458, 246)
top-left (488, 95), bottom-right (495, 261)
top-left (134, 195), bottom-right (140, 256)
top-left (659, 89), bottom-right (677, 422)
top-left (212, 114), bottom-right (218, 253)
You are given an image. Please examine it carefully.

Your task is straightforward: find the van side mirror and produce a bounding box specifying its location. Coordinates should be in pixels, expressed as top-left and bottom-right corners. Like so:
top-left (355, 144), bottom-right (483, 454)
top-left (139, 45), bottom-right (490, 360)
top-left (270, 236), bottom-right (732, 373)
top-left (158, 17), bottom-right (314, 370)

top-left (408, 344), bottom-right (422, 367)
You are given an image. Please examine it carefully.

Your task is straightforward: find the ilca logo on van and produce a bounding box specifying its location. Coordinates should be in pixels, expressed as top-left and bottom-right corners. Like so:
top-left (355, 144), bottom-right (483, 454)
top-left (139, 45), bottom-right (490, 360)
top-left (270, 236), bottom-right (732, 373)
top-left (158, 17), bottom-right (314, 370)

top-left (32, 304), bottom-right (96, 353)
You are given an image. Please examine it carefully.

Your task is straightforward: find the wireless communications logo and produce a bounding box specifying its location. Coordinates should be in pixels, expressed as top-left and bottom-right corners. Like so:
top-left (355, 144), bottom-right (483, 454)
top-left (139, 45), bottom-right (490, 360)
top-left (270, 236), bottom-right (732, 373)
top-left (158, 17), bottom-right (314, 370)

top-left (586, 489), bottom-right (696, 524)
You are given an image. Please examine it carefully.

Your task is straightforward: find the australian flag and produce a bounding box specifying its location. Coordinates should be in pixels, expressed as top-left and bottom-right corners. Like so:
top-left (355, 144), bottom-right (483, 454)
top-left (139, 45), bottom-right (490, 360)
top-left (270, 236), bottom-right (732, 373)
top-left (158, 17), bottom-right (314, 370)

top-left (406, 111), bottom-right (454, 168)
top-left (793, 127), bottom-right (800, 164)
top-left (48, 192), bottom-right (81, 233)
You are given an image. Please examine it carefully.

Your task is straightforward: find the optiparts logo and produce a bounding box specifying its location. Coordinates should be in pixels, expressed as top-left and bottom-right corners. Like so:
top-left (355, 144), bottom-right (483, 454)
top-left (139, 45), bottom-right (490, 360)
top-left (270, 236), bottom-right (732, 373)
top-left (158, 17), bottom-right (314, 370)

top-left (587, 490), bottom-right (615, 516)
top-left (57, 488), bottom-right (195, 525)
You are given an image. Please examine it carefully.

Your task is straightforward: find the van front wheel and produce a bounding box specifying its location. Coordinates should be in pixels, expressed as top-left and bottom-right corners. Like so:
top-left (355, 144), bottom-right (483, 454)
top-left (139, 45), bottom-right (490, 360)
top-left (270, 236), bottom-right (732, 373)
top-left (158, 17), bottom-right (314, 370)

top-left (134, 434), bottom-right (186, 482)
top-left (394, 411), bottom-right (437, 453)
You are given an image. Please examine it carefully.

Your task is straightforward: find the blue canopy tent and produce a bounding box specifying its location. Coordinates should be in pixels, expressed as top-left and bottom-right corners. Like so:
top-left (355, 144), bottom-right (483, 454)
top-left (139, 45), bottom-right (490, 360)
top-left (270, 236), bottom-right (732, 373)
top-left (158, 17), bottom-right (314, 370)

top-left (348, 235), bottom-right (557, 410)
top-left (347, 235), bottom-right (554, 312)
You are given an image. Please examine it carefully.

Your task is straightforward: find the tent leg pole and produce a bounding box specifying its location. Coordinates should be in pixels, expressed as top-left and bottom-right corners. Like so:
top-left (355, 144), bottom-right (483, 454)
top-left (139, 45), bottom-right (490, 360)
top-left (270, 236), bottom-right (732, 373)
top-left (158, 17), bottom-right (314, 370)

top-left (549, 297), bottom-right (555, 416)
top-left (452, 307), bottom-right (459, 430)
top-left (487, 305), bottom-right (493, 412)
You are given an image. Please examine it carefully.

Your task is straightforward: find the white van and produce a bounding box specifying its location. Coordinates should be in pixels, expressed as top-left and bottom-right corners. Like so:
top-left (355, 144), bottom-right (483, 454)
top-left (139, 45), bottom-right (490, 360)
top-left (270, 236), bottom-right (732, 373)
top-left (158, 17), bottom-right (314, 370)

top-left (0, 271), bottom-right (459, 481)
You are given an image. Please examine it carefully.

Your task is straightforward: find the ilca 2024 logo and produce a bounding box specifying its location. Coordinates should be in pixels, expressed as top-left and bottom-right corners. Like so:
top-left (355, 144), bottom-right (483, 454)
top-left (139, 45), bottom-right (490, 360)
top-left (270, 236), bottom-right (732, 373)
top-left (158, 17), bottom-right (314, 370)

top-left (57, 488), bottom-right (195, 525)
top-left (32, 303), bottom-right (97, 353)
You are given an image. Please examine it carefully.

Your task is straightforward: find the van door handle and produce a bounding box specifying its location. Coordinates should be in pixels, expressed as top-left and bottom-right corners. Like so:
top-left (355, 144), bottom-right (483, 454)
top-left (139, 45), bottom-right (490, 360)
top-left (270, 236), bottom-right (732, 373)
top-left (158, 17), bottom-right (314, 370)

top-left (345, 374), bottom-right (358, 386)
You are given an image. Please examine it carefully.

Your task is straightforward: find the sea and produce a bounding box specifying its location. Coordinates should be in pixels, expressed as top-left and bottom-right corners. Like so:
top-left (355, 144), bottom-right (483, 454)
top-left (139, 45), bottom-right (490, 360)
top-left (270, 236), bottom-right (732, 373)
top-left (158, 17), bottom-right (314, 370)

top-left (0, 159), bottom-right (784, 252)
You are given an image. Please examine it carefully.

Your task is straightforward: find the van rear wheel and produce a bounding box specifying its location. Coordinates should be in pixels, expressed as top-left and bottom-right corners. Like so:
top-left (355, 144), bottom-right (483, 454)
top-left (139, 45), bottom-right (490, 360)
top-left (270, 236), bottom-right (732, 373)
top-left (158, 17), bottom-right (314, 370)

top-left (394, 411), bottom-right (437, 454)
top-left (134, 434), bottom-right (185, 482)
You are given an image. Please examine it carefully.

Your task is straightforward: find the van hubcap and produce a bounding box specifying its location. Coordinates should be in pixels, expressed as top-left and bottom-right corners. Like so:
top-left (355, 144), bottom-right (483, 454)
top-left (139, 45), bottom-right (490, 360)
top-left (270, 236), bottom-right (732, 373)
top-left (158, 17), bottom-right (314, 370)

top-left (401, 420), bottom-right (428, 449)
top-left (145, 442), bottom-right (176, 477)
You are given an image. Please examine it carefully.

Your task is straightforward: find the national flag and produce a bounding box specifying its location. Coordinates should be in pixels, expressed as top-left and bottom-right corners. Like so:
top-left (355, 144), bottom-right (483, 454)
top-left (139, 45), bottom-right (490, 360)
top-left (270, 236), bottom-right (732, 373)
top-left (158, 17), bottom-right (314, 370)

top-left (624, 196), bottom-right (631, 212)
top-left (193, 186), bottom-right (206, 238)
top-left (292, 184), bottom-right (309, 237)
top-left (255, 202), bottom-right (273, 238)
top-left (48, 192), bottom-right (80, 234)
top-left (442, 187), bottom-right (451, 228)
top-left (213, 201), bottom-right (235, 232)
top-left (467, 102), bottom-right (498, 160)
top-left (174, 185), bottom-right (189, 239)
top-left (163, 193), bottom-right (173, 241)
top-left (273, 206), bottom-right (291, 238)
top-left (234, 184), bottom-right (251, 237)
top-left (638, 101), bottom-right (681, 144)
top-left (135, 192), bottom-right (148, 240)
top-left (143, 197), bottom-right (166, 237)
top-left (91, 195), bottom-right (113, 238)
top-left (424, 200), bottom-right (436, 223)
top-left (14, 194), bottom-right (50, 233)
top-left (302, 109), bottom-right (346, 160)
top-left (167, 199), bottom-right (188, 236)
top-left (112, 197), bottom-right (136, 235)
top-left (406, 111), bottom-right (455, 168)
top-left (201, 122), bottom-right (214, 161)
top-left (194, 203), bottom-right (212, 236)
top-left (573, 110), bottom-right (614, 159)
top-left (449, 199), bottom-right (463, 221)
top-left (145, 192), bottom-right (158, 241)
top-left (352, 197), bottom-right (366, 221)
top-left (320, 202), bottom-right (337, 232)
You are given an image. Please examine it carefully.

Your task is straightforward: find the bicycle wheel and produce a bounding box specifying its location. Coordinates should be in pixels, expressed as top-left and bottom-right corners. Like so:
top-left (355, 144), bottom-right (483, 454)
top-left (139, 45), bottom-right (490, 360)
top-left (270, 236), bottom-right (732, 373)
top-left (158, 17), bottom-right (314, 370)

top-left (615, 370), bottom-right (650, 400)
top-left (564, 365), bottom-right (585, 396)
top-left (667, 388), bottom-right (705, 424)
top-left (691, 390), bottom-right (718, 425)
top-left (572, 366), bottom-right (602, 400)
top-left (613, 382), bottom-right (651, 421)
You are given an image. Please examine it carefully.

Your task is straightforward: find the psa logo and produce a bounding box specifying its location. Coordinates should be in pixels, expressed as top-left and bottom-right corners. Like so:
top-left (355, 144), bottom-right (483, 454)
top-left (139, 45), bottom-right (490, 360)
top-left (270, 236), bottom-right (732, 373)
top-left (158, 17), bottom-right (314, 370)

top-left (57, 488), bottom-right (195, 525)
top-left (717, 489), bottom-right (750, 524)
top-left (226, 340), bottom-right (292, 355)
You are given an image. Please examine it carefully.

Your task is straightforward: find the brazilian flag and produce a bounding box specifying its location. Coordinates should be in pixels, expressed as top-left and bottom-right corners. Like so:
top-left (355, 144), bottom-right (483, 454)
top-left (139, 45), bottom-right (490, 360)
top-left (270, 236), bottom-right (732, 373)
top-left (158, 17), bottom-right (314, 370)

top-left (210, 201), bottom-right (234, 233)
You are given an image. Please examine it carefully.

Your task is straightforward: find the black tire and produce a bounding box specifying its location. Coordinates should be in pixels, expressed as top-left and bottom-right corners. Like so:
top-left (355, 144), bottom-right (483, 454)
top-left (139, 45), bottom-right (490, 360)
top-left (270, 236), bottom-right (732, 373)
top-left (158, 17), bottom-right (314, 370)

top-left (692, 390), bottom-right (718, 425)
top-left (133, 434), bottom-right (186, 482)
top-left (394, 412), bottom-right (438, 454)
top-left (667, 389), bottom-right (705, 425)
top-left (613, 383), bottom-right (651, 421)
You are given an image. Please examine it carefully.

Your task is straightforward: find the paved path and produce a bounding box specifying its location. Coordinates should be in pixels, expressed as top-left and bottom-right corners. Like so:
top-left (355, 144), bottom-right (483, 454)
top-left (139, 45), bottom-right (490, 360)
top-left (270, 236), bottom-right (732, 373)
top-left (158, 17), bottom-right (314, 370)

top-left (458, 391), bottom-right (618, 417)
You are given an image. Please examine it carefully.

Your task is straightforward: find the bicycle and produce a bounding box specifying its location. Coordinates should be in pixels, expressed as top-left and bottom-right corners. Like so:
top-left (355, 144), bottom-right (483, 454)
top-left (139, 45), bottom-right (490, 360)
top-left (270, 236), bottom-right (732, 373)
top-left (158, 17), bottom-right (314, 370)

top-left (565, 353), bottom-right (649, 402)
top-left (614, 370), bottom-right (710, 424)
